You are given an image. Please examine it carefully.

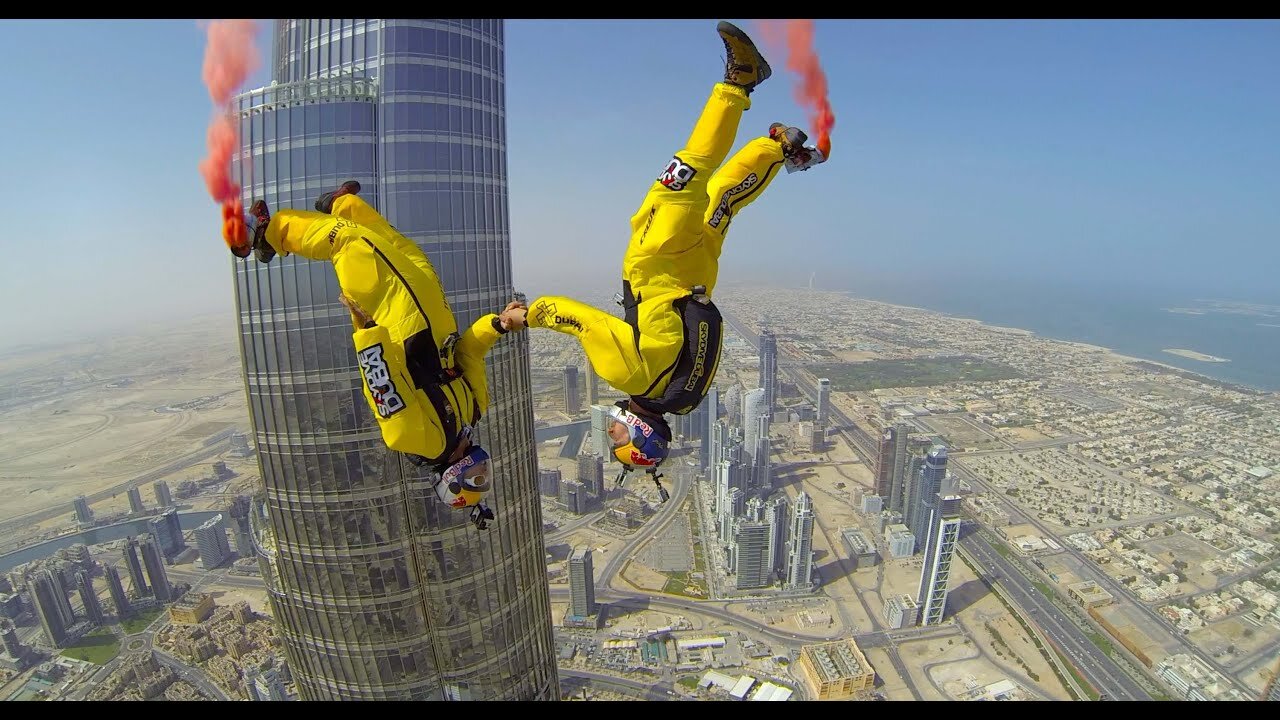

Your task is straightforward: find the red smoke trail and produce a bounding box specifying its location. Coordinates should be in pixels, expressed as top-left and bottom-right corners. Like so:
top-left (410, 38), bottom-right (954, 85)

top-left (197, 20), bottom-right (260, 253)
top-left (756, 19), bottom-right (835, 159)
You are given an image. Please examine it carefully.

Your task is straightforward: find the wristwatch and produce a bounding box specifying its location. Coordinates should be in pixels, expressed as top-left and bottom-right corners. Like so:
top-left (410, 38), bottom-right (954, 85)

top-left (491, 315), bottom-right (509, 334)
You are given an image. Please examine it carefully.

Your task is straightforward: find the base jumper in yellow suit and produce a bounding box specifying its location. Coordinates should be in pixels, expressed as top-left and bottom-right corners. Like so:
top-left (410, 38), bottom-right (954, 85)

top-left (528, 21), bottom-right (826, 490)
top-left (225, 184), bottom-right (527, 529)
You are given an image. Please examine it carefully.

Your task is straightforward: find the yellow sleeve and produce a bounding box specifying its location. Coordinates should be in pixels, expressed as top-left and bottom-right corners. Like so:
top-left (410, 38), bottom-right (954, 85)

top-left (455, 313), bottom-right (504, 414)
top-left (529, 296), bottom-right (644, 393)
top-left (352, 324), bottom-right (446, 459)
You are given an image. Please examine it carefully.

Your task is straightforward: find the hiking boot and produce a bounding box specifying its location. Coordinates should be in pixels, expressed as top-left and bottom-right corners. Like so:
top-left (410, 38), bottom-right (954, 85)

top-left (248, 200), bottom-right (275, 263)
top-left (315, 180), bottom-right (362, 213)
top-left (717, 21), bottom-right (771, 94)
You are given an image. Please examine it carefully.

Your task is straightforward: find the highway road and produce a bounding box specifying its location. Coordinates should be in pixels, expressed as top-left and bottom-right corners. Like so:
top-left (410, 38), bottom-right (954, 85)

top-left (559, 668), bottom-right (671, 701)
top-left (597, 470), bottom-right (691, 589)
top-left (961, 532), bottom-right (1152, 700)
top-left (951, 459), bottom-right (1264, 698)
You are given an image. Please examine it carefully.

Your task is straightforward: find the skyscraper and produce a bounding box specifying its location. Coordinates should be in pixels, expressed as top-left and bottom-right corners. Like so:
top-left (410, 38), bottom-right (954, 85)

top-left (875, 428), bottom-right (896, 500)
top-left (564, 365), bottom-right (581, 414)
top-left (732, 521), bottom-right (772, 589)
top-left (247, 663), bottom-right (290, 701)
top-left (231, 19), bottom-right (556, 700)
top-left (30, 574), bottom-right (68, 648)
top-left (786, 492), bottom-right (816, 589)
top-left (591, 404), bottom-right (614, 459)
top-left (742, 388), bottom-right (766, 447)
top-left (149, 508), bottom-right (185, 560)
top-left (103, 565), bottom-right (132, 619)
top-left (887, 423), bottom-right (912, 513)
top-left (584, 362), bottom-right (598, 407)
top-left (127, 486), bottom-right (145, 515)
top-left (560, 480), bottom-right (585, 515)
top-left (153, 481), bottom-right (173, 508)
top-left (701, 386), bottom-right (719, 471)
top-left (816, 378), bottom-right (831, 426)
top-left (227, 495), bottom-right (255, 559)
top-left (0, 618), bottom-right (24, 660)
top-left (538, 468), bottom-right (562, 497)
top-left (195, 515), bottom-right (233, 570)
top-left (72, 496), bottom-right (93, 525)
top-left (910, 447), bottom-right (949, 551)
top-left (767, 495), bottom-right (790, 576)
top-left (917, 482), bottom-right (962, 626)
top-left (139, 534), bottom-right (170, 603)
top-left (576, 454), bottom-right (604, 498)
top-left (568, 546), bottom-right (595, 620)
top-left (47, 566), bottom-right (76, 629)
top-left (758, 329), bottom-right (777, 413)
top-left (122, 537), bottom-right (149, 598)
top-left (77, 570), bottom-right (104, 625)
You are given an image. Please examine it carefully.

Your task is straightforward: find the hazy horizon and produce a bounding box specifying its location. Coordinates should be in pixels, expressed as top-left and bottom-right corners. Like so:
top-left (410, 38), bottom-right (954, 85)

top-left (2, 19), bottom-right (1277, 349)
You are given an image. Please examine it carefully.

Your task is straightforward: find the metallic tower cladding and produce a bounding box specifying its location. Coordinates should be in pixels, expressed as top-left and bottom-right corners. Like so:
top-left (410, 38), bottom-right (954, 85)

top-left (758, 329), bottom-right (777, 412)
top-left (231, 20), bottom-right (556, 700)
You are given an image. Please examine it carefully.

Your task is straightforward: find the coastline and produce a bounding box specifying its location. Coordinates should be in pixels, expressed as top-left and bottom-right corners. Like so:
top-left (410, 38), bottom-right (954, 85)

top-left (1162, 348), bottom-right (1230, 363)
top-left (836, 288), bottom-right (1269, 394)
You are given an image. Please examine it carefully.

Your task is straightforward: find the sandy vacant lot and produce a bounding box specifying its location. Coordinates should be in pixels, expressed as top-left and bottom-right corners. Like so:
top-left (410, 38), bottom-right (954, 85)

top-left (0, 313), bottom-right (250, 535)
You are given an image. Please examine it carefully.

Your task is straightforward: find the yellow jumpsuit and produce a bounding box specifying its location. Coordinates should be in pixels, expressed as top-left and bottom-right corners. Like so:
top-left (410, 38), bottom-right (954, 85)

top-left (529, 82), bottom-right (787, 407)
top-left (261, 194), bottom-right (504, 465)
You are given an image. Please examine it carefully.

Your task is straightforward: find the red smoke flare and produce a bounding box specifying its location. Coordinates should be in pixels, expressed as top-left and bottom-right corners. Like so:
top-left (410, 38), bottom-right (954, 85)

top-left (197, 20), bottom-right (260, 253)
top-left (756, 20), bottom-right (835, 159)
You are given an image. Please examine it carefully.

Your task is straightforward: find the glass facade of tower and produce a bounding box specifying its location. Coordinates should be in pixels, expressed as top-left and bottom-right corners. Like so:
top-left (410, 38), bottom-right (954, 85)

top-left (230, 19), bottom-right (556, 701)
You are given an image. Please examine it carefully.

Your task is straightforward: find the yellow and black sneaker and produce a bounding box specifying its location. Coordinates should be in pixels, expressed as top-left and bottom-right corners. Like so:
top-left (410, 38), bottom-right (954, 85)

top-left (717, 21), bottom-right (771, 94)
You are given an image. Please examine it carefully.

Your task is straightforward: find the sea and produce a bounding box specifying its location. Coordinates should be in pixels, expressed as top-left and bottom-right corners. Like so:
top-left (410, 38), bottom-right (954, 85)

top-left (842, 279), bottom-right (1280, 393)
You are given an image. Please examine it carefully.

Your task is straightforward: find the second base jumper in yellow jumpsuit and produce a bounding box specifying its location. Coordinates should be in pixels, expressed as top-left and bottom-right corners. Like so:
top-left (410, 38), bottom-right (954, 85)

top-left (528, 21), bottom-right (826, 472)
top-left (225, 185), bottom-right (523, 526)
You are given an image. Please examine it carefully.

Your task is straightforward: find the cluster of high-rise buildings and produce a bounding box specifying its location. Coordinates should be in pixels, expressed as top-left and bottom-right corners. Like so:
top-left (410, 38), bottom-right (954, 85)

top-left (869, 426), bottom-right (963, 625)
top-left (71, 481), bottom-right (175, 529)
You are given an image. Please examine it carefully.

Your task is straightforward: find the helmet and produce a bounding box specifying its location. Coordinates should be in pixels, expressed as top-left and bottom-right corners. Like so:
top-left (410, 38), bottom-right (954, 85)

top-left (435, 444), bottom-right (492, 509)
top-left (607, 402), bottom-right (670, 468)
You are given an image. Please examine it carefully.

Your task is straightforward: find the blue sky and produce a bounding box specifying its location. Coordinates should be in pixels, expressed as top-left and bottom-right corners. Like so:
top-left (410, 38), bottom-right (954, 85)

top-left (1, 19), bottom-right (1277, 346)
